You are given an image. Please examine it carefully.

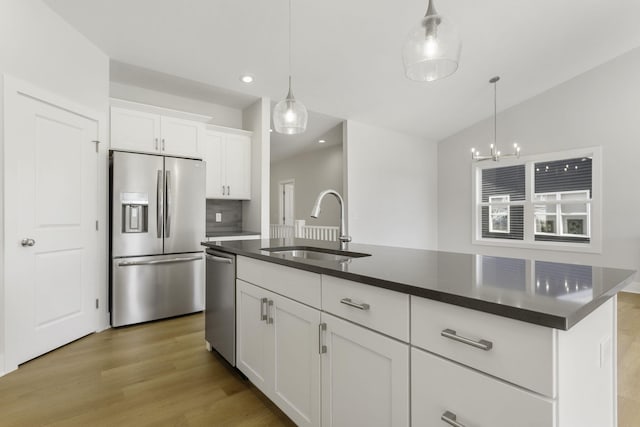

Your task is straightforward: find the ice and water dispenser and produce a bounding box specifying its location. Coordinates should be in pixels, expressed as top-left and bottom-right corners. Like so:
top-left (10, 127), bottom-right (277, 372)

top-left (121, 192), bottom-right (149, 233)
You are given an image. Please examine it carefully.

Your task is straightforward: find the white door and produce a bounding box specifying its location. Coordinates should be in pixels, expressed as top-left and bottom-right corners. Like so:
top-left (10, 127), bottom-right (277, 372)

top-left (321, 313), bottom-right (410, 427)
top-left (225, 134), bottom-right (251, 199)
top-left (236, 280), bottom-right (270, 394)
top-left (280, 181), bottom-right (295, 226)
top-left (271, 293), bottom-right (321, 427)
top-left (110, 107), bottom-right (160, 153)
top-left (4, 86), bottom-right (99, 368)
top-left (160, 116), bottom-right (202, 159)
top-left (202, 131), bottom-right (225, 198)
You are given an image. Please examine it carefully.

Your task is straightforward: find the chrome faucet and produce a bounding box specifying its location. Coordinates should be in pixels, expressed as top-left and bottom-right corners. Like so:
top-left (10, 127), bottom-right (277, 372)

top-left (310, 189), bottom-right (351, 250)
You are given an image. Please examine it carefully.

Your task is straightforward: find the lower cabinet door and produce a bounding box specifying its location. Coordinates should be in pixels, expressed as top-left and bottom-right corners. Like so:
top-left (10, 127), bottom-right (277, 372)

top-left (321, 313), bottom-right (409, 427)
top-left (411, 348), bottom-right (556, 427)
top-left (271, 293), bottom-right (321, 427)
top-left (236, 280), bottom-right (270, 393)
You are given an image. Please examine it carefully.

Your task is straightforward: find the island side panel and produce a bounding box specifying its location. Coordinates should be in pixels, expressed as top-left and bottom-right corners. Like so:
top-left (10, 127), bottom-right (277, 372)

top-left (557, 297), bottom-right (616, 426)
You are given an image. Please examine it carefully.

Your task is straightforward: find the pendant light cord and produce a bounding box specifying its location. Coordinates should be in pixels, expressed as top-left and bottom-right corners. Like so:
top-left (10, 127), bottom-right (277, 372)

top-left (288, 0), bottom-right (292, 81)
top-left (494, 79), bottom-right (497, 145)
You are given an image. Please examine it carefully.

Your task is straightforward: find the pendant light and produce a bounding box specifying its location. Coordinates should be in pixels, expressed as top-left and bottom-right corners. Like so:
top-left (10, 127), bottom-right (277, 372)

top-left (273, 0), bottom-right (308, 134)
top-left (402, 0), bottom-right (461, 82)
top-left (471, 76), bottom-right (521, 162)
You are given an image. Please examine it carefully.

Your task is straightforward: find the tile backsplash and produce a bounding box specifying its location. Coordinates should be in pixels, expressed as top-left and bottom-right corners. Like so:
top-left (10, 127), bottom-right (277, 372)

top-left (206, 199), bottom-right (243, 233)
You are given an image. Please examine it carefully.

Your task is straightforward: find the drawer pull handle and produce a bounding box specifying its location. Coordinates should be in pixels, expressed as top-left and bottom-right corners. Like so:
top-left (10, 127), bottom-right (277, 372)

top-left (441, 411), bottom-right (466, 427)
top-left (441, 329), bottom-right (493, 351)
top-left (260, 298), bottom-right (268, 322)
top-left (267, 299), bottom-right (274, 324)
top-left (340, 298), bottom-right (370, 311)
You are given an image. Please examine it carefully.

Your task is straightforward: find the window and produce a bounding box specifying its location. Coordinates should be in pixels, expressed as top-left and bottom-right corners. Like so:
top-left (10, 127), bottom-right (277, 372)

top-left (473, 148), bottom-right (600, 252)
top-left (488, 195), bottom-right (510, 233)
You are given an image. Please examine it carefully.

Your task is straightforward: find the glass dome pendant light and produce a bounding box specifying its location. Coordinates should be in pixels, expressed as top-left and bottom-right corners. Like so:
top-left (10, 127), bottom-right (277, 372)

top-left (273, 0), bottom-right (308, 135)
top-left (471, 76), bottom-right (521, 162)
top-left (402, 0), bottom-right (462, 82)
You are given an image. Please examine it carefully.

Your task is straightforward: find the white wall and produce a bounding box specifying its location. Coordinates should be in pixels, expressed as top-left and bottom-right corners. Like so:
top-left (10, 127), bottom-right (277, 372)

top-left (110, 81), bottom-right (243, 129)
top-left (270, 144), bottom-right (343, 227)
top-left (344, 120), bottom-right (438, 249)
top-left (438, 47), bottom-right (640, 286)
top-left (0, 0), bottom-right (109, 375)
top-left (242, 98), bottom-right (270, 236)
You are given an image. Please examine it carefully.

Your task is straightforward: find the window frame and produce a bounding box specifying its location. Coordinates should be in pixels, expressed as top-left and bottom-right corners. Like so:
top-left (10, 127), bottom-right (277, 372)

top-left (488, 195), bottom-right (511, 234)
top-left (471, 147), bottom-right (602, 253)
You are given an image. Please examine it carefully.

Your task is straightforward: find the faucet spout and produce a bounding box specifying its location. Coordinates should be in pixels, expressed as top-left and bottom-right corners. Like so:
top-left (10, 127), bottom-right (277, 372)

top-left (310, 189), bottom-right (351, 250)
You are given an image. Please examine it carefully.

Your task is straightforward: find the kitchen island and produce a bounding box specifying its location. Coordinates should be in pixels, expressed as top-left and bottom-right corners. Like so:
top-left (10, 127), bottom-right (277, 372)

top-left (202, 238), bottom-right (635, 427)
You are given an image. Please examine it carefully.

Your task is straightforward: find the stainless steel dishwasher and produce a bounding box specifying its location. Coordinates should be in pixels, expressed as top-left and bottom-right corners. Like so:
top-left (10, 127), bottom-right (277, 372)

top-left (205, 249), bottom-right (236, 366)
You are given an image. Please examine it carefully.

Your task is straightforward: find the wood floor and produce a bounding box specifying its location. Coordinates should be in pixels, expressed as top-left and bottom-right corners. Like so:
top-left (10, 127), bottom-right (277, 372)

top-left (0, 313), bottom-right (294, 427)
top-left (618, 292), bottom-right (640, 427)
top-left (1, 293), bottom-right (639, 426)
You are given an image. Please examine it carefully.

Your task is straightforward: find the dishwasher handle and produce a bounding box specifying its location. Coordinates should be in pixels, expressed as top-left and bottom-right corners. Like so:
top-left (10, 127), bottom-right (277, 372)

top-left (205, 253), bottom-right (234, 264)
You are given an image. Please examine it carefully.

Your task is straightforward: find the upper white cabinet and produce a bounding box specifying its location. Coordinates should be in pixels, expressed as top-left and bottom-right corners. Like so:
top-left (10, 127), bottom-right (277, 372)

top-left (110, 102), bottom-right (207, 159)
top-left (202, 126), bottom-right (251, 199)
top-left (110, 107), bottom-right (160, 153)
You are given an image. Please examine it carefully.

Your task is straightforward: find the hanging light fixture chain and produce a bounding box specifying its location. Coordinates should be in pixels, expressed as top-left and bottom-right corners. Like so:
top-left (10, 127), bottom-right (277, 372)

top-left (494, 77), bottom-right (497, 147)
top-left (288, 0), bottom-right (292, 83)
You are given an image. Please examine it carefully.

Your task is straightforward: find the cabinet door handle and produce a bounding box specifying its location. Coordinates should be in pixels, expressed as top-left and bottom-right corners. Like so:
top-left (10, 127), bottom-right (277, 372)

top-left (340, 298), bottom-right (370, 311)
top-left (222, 185), bottom-right (226, 196)
top-left (318, 323), bottom-right (327, 354)
top-left (155, 137), bottom-right (159, 150)
top-left (267, 299), bottom-right (274, 324)
top-left (162, 138), bottom-right (165, 151)
top-left (260, 297), bottom-right (268, 322)
top-left (441, 411), bottom-right (466, 427)
top-left (441, 329), bottom-right (493, 351)
top-left (227, 185), bottom-right (231, 195)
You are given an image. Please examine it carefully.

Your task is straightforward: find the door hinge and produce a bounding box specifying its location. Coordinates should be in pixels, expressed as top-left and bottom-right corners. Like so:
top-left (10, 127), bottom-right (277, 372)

top-left (92, 140), bottom-right (100, 153)
top-left (95, 299), bottom-right (99, 309)
top-left (95, 220), bottom-right (99, 231)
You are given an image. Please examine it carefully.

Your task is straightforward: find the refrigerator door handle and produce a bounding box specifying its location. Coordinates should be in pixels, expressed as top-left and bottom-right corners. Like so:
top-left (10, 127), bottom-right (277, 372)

top-left (118, 255), bottom-right (202, 267)
top-left (165, 170), bottom-right (172, 238)
top-left (156, 170), bottom-right (163, 238)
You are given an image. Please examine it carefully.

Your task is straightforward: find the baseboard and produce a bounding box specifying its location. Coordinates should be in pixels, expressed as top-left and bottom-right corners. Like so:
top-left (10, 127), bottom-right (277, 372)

top-left (622, 281), bottom-right (640, 294)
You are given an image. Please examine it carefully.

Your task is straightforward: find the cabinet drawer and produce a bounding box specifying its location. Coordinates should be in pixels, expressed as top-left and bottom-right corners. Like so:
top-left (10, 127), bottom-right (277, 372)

top-left (411, 296), bottom-right (556, 397)
top-left (322, 275), bottom-right (409, 342)
top-left (237, 256), bottom-right (321, 308)
top-left (412, 348), bottom-right (556, 427)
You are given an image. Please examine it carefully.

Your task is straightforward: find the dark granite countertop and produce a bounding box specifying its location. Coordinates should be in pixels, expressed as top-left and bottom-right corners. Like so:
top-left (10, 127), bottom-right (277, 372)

top-left (201, 238), bottom-right (635, 330)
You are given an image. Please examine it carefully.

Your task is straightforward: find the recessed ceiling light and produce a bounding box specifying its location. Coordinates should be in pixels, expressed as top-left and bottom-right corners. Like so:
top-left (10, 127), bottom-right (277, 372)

top-left (240, 74), bottom-right (254, 84)
top-left (269, 128), bottom-right (273, 132)
top-left (318, 139), bottom-right (326, 144)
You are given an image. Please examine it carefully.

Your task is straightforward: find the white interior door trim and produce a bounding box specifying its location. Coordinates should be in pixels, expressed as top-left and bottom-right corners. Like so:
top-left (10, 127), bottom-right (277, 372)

top-left (1, 74), bottom-right (108, 376)
top-left (278, 179), bottom-right (295, 226)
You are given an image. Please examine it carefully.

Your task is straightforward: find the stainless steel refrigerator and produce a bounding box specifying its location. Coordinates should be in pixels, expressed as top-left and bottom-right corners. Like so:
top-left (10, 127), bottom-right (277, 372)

top-left (110, 151), bottom-right (205, 327)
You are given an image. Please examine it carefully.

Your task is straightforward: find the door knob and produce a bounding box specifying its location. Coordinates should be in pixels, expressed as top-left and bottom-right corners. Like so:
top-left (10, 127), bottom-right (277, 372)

top-left (21, 238), bottom-right (36, 247)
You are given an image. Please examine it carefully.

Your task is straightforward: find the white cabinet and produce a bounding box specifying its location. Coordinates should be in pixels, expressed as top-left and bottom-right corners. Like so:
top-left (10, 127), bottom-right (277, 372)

top-left (110, 106), bottom-right (204, 159)
top-left (412, 348), bottom-right (555, 427)
top-left (236, 279), bottom-right (270, 393)
top-left (202, 128), bottom-right (251, 199)
top-left (110, 107), bottom-right (160, 153)
top-left (236, 279), bottom-right (321, 427)
top-left (320, 312), bottom-right (410, 427)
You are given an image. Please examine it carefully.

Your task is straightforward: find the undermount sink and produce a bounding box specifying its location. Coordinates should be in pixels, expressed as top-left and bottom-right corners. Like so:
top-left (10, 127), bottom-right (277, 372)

top-left (262, 246), bottom-right (371, 262)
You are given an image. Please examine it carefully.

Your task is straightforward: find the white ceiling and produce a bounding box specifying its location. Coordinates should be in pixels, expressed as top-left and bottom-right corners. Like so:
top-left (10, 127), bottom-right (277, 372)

top-left (45, 0), bottom-right (640, 141)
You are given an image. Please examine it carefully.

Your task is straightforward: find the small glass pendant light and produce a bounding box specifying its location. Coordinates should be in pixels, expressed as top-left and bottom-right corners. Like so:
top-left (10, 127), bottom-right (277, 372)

top-left (402, 0), bottom-right (461, 82)
top-left (273, 0), bottom-right (308, 134)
